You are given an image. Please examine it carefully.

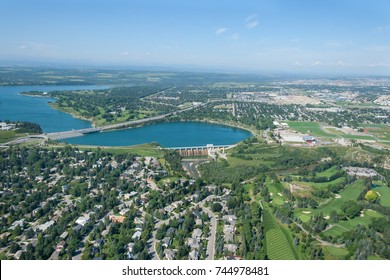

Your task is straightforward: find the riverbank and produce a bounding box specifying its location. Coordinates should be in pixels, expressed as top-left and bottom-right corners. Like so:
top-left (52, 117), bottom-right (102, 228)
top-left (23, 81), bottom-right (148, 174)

top-left (48, 102), bottom-right (95, 126)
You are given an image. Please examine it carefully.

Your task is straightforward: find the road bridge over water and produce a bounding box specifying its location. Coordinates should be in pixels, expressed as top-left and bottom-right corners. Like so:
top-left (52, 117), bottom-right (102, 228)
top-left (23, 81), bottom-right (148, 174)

top-left (45, 102), bottom-right (206, 140)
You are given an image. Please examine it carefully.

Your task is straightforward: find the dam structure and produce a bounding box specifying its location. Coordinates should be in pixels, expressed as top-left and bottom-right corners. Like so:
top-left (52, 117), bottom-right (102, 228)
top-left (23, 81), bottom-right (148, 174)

top-left (166, 144), bottom-right (232, 158)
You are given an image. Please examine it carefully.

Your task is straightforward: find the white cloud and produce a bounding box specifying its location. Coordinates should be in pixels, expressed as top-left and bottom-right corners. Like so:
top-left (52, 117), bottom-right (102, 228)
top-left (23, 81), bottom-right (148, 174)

top-left (215, 27), bottom-right (228, 35)
top-left (245, 15), bottom-right (257, 23)
top-left (121, 51), bottom-right (129, 56)
top-left (368, 63), bottom-right (390, 67)
top-left (293, 61), bottom-right (302, 66)
top-left (246, 21), bottom-right (259, 29)
top-left (313, 61), bottom-right (322, 65)
top-left (335, 60), bottom-right (350, 66)
top-left (19, 45), bottom-right (26, 49)
top-left (245, 14), bottom-right (259, 29)
top-left (231, 33), bottom-right (240, 40)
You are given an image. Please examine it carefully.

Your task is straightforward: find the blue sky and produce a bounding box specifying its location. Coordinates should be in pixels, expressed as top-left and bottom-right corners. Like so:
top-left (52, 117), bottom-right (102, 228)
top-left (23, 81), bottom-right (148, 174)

top-left (0, 0), bottom-right (389, 74)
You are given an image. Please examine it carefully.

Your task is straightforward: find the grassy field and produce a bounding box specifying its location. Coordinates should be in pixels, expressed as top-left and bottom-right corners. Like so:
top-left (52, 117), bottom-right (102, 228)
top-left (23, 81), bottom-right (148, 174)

top-left (78, 143), bottom-right (163, 157)
top-left (286, 121), bottom-right (334, 138)
top-left (228, 145), bottom-right (280, 168)
top-left (295, 180), bottom-right (366, 221)
top-left (266, 177), bottom-right (285, 206)
top-left (315, 179), bottom-right (365, 216)
top-left (323, 209), bottom-right (383, 237)
top-left (359, 123), bottom-right (390, 142)
top-left (286, 121), bottom-right (387, 142)
top-left (263, 207), bottom-right (297, 259)
top-left (374, 186), bottom-right (390, 207)
top-left (0, 130), bottom-right (20, 143)
top-left (341, 134), bottom-right (376, 141)
top-left (315, 166), bottom-right (340, 178)
top-left (323, 246), bottom-right (349, 259)
top-left (294, 176), bottom-right (346, 190)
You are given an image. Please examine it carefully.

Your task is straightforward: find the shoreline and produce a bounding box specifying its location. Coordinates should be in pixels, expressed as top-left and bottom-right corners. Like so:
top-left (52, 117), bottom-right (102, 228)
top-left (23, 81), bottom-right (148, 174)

top-left (48, 100), bottom-right (257, 136)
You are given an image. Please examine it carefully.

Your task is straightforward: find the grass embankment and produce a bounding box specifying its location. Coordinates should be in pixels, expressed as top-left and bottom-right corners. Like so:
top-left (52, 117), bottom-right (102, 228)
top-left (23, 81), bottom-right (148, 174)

top-left (0, 131), bottom-right (18, 143)
top-left (76, 143), bottom-right (164, 157)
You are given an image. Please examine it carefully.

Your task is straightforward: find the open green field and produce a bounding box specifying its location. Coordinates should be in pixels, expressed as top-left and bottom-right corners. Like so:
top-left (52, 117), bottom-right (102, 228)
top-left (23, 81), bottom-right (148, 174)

top-left (78, 143), bottom-right (163, 157)
top-left (228, 156), bottom-right (273, 168)
top-left (341, 134), bottom-right (376, 140)
top-left (323, 209), bottom-right (383, 237)
top-left (285, 121), bottom-right (334, 138)
top-left (315, 179), bottom-right (365, 215)
top-left (323, 246), bottom-right (349, 259)
top-left (228, 145), bottom-right (280, 168)
top-left (294, 176), bottom-right (346, 190)
top-left (359, 123), bottom-right (390, 141)
top-left (266, 177), bottom-right (285, 206)
top-left (286, 121), bottom-right (387, 142)
top-left (295, 180), bottom-right (366, 220)
top-left (263, 207), bottom-right (297, 259)
top-left (375, 186), bottom-right (390, 207)
top-left (315, 166), bottom-right (340, 178)
top-left (0, 131), bottom-right (20, 143)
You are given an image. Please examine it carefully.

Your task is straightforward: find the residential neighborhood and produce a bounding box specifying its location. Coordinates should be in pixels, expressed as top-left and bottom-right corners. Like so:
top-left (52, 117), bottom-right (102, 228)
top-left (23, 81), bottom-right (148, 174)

top-left (0, 146), bottom-right (242, 260)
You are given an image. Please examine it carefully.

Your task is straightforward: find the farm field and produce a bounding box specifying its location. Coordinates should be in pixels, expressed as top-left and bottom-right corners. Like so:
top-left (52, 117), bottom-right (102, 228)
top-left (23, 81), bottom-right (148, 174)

top-left (263, 207), bottom-right (297, 259)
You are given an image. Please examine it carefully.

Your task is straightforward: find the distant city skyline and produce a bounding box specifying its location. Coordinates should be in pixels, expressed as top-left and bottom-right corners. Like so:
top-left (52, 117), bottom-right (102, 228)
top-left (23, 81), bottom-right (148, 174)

top-left (0, 0), bottom-right (389, 75)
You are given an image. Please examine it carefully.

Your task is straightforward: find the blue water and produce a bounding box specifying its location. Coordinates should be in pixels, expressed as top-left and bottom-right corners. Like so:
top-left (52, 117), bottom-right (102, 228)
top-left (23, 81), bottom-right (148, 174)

top-left (62, 121), bottom-right (252, 147)
top-left (0, 85), bottom-right (251, 147)
top-left (0, 85), bottom-right (106, 132)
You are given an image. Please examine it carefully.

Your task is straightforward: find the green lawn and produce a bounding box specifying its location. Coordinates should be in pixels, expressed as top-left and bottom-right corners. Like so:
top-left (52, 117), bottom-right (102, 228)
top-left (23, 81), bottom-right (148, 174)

top-left (0, 130), bottom-right (19, 143)
top-left (263, 207), bottom-right (297, 260)
top-left (286, 121), bottom-right (334, 138)
top-left (374, 186), bottom-right (390, 207)
top-left (295, 177), bottom-right (346, 190)
top-left (314, 179), bottom-right (365, 216)
top-left (341, 134), bottom-right (376, 141)
top-left (79, 143), bottom-right (163, 157)
top-left (323, 246), bottom-right (349, 259)
top-left (294, 180), bottom-right (365, 220)
top-left (266, 177), bottom-right (285, 206)
top-left (315, 166), bottom-right (340, 178)
top-left (323, 209), bottom-right (383, 237)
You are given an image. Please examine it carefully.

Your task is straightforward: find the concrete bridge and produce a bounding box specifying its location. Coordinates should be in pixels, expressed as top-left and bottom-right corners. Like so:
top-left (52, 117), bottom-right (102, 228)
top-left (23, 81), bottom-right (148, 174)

top-left (46, 127), bottom-right (102, 140)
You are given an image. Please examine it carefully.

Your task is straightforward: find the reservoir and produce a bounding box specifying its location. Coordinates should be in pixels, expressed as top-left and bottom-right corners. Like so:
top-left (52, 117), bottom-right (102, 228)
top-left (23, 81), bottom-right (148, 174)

top-left (0, 85), bottom-right (251, 147)
top-left (62, 121), bottom-right (252, 147)
top-left (0, 85), bottom-right (102, 132)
